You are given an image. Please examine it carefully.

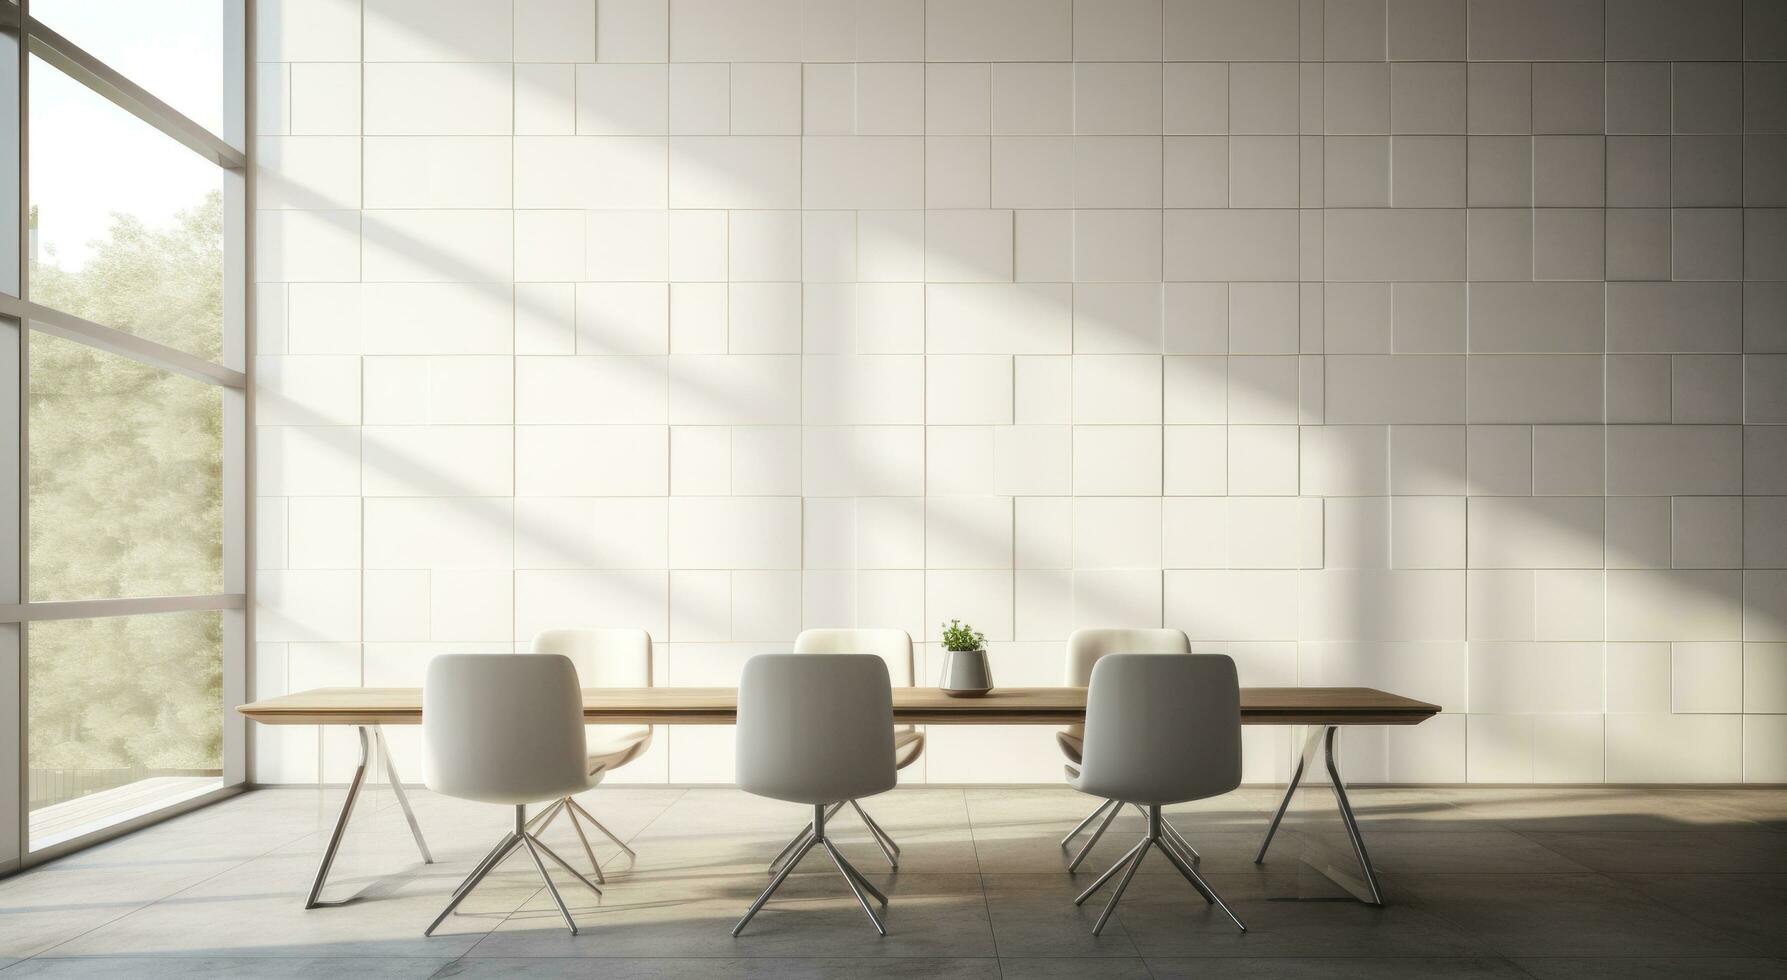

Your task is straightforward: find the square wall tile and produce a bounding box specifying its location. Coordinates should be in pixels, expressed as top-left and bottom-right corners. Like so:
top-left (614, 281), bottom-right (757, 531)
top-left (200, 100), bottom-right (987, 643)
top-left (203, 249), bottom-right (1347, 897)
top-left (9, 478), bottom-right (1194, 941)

top-left (1468, 63), bottom-right (1531, 135)
top-left (1532, 62), bottom-right (1603, 135)
top-left (1389, 137), bottom-right (1464, 210)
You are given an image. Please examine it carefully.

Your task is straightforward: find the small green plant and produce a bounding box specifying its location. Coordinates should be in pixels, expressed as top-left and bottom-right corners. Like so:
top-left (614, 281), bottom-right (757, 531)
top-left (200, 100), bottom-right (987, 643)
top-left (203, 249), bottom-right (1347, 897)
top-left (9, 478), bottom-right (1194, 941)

top-left (940, 619), bottom-right (986, 652)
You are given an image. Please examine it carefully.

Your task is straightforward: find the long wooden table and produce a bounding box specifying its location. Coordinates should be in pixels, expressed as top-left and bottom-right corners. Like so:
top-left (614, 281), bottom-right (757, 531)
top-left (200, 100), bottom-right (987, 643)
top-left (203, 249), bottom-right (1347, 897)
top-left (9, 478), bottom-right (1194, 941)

top-left (241, 685), bottom-right (1438, 908)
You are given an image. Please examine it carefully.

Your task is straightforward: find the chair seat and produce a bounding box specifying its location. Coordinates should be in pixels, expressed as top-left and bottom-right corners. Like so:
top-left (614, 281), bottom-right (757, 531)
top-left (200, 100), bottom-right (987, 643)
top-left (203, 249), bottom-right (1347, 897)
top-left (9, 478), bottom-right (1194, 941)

top-left (586, 725), bottom-right (652, 777)
top-left (1056, 728), bottom-right (1083, 765)
top-left (894, 727), bottom-right (924, 770)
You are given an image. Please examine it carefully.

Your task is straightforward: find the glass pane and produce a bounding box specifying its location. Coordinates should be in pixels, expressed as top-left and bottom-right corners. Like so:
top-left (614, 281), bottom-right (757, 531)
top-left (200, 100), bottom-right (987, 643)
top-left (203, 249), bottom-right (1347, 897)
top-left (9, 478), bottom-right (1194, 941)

top-left (30, 0), bottom-right (241, 145)
top-left (29, 330), bottom-right (223, 600)
top-left (0, 28), bottom-right (18, 296)
top-left (28, 56), bottom-right (224, 362)
top-left (28, 612), bottom-right (224, 849)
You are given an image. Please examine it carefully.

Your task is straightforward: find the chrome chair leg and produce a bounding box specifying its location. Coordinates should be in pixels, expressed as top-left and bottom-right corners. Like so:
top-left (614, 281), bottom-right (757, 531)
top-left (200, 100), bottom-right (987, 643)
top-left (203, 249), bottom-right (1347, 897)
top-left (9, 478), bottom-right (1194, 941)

top-left (569, 798), bottom-right (636, 857)
top-left (526, 832), bottom-right (604, 899)
top-left (850, 800), bottom-right (900, 869)
top-left (1158, 827), bottom-right (1244, 931)
top-left (1092, 839), bottom-right (1149, 936)
top-left (1158, 828), bottom-right (1216, 905)
top-left (823, 839), bottom-right (889, 907)
top-left (1160, 815), bottom-right (1202, 861)
top-left (522, 833), bottom-right (579, 936)
top-left (1067, 796), bottom-right (1123, 872)
top-left (526, 798), bottom-right (564, 834)
top-left (1061, 798), bottom-right (1116, 848)
top-left (563, 801), bottom-right (605, 884)
top-left (1074, 837), bottom-right (1147, 905)
top-left (821, 839), bottom-right (888, 935)
top-left (735, 835), bottom-right (815, 936)
top-left (452, 831), bottom-right (522, 901)
top-left (766, 824), bottom-right (814, 874)
top-left (425, 831), bottom-right (521, 936)
top-left (736, 802), bottom-right (892, 937)
top-left (851, 800), bottom-right (901, 855)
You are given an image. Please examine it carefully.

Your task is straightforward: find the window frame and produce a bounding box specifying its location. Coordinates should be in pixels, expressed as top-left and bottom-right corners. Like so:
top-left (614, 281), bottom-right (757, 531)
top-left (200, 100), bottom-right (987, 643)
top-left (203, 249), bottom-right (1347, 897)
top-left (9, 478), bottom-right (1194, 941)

top-left (0, 0), bottom-right (251, 872)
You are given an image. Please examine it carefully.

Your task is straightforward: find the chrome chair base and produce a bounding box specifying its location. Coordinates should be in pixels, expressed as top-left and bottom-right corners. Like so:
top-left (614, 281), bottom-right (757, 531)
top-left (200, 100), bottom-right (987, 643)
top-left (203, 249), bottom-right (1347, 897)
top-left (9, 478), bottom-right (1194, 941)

top-left (525, 795), bottom-right (636, 884)
top-left (736, 802), bottom-right (890, 937)
top-left (426, 804), bottom-right (602, 937)
top-left (1074, 804), bottom-right (1246, 937)
top-left (766, 798), bottom-right (902, 872)
top-left (1062, 797), bottom-right (1203, 871)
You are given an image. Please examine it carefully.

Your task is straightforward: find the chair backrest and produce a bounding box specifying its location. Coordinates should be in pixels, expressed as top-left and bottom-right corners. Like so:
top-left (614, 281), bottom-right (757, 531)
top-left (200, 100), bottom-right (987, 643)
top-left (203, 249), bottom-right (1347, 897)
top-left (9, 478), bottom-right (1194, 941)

top-left (736, 654), bottom-right (896, 805)
top-left (1064, 628), bottom-right (1191, 686)
top-left (792, 628), bottom-right (914, 687)
top-left (533, 628), bottom-right (651, 688)
top-left (1076, 653), bottom-right (1242, 806)
top-left (423, 654), bottom-right (589, 805)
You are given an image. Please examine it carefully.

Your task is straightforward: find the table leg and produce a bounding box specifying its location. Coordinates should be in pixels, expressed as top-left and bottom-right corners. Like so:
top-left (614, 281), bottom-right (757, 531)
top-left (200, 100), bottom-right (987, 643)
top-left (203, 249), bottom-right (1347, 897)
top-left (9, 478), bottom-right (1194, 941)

top-left (1320, 725), bottom-right (1384, 906)
top-left (306, 726), bottom-right (371, 909)
top-left (1254, 734), bottom-right (1308, 864)
top-left (374, 726), bottom-right (434, 865)
top-left (1253, 724), bottom-right (1384, 906)
top-left (305, 724), bottom-right (435, 909)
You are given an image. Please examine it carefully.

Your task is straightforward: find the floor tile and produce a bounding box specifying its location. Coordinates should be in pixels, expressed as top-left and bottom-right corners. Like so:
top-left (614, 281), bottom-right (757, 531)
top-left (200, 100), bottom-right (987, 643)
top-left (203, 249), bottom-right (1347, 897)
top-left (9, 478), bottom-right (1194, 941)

top-left (1695, 789), bottom-right (1787, 831)
top-left (0, 957), bottom-right (451, 978)
top-left (1111, 871), bottom-right (1488, 958)
top-left (0, 863), bottom-right (237, 960)
top-left (1516, 831), bottom-right (1787, 874)
top-left (995, 957), bottom-right (1152, 979)
top-left (1145, 956), bottom-right (1532, 978)
top-left (40, 847), bottom-right (534, 959)
top-left (1394, 872), bottom-right (1759, 957)
top-left (462, 870), bottom-right (995, 958)
top-left (432, 957), bottom-right (1001, 979)
top-left (1443, 789), bottom-right (1768, 832)
top-left (1512, 956), bottom-right (1787, 979)
top-left (1353, 830), bottom-right (1592, 874)
top-left (978, 874), bottom-right (1140, 958)
top-left (1613, 873), bottom-right (1787, 956)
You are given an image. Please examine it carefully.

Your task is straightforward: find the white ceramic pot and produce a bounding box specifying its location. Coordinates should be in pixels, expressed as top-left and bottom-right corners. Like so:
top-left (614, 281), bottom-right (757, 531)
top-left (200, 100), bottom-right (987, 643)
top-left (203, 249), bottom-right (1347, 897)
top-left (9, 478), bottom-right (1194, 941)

top-left (940, 647), bottom-right (994, 697)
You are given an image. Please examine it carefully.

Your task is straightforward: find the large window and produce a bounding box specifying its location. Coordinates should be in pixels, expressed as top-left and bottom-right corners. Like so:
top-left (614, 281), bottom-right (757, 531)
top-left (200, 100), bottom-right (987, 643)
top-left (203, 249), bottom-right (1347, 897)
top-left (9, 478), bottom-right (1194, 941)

top-left (1, 0), bottom-right (246, 867)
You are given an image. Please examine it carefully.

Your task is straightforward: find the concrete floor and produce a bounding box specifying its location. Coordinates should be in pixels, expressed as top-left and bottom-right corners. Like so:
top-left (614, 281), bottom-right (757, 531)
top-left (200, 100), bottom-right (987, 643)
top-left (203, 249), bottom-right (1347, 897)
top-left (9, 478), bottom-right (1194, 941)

top-left (0, 783), bottom-right (1783, 978)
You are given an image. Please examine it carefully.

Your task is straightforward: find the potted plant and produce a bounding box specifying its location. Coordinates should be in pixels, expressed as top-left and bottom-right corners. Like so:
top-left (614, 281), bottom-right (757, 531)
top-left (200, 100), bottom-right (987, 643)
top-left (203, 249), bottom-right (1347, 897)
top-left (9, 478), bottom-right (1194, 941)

top-left (939, 619), bottom-right (994, 697)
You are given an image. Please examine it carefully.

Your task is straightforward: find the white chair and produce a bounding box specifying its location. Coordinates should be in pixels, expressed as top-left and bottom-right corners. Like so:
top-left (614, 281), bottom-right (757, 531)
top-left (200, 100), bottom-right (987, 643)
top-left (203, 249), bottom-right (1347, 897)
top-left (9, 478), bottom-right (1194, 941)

top-left (1057, 627), bottom-right (1204, 871)
top-left (762, 628), bottom-right (920, 872)
top-left (421, 654), bottom-right (601, 937)
top-left (527, 628), bottom-right (653, 882)
top-left (1070, 653), bottom-right (1248, 935)
top-left (733, 653), bottom-right (897, 937)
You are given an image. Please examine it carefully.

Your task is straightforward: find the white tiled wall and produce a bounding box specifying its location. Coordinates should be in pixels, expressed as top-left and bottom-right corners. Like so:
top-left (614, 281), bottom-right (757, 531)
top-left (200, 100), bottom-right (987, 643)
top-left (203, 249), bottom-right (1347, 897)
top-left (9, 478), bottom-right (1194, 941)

top-left (254, 0), bottom-right (1787, 785)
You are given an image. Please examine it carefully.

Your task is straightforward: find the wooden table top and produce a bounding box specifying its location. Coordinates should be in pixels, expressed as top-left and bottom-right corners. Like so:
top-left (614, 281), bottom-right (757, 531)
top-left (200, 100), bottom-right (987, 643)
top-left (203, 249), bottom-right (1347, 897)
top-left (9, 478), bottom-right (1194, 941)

top-left (239, 686), bottom-right (1439, 727)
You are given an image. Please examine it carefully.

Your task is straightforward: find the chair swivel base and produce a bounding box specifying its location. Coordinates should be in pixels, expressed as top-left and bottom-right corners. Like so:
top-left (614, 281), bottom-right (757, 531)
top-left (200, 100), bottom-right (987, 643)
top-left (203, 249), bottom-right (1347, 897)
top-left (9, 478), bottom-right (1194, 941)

top-left (766, 798), bottom-right (902, 873)
top-left (735, 802), bottom-right (890, 937)
top-left (1063, 796), bottom-right (1203, 872)
top-left (526, 794), bottom-right (636, 884)
top-left (1074, 803), bottom-right (1246, 937)
top-left (425, 804), bottom-right (602, 937)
